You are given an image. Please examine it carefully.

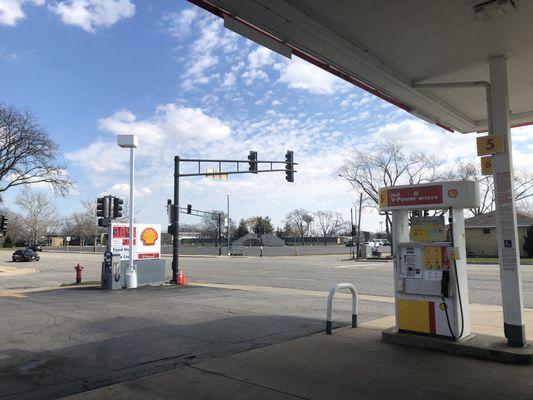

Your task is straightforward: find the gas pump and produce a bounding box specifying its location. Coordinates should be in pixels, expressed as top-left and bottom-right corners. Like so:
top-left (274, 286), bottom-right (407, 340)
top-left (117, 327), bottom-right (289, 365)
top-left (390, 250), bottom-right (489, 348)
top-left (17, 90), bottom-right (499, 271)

top-left (379, 181), bottom-right (479, 340)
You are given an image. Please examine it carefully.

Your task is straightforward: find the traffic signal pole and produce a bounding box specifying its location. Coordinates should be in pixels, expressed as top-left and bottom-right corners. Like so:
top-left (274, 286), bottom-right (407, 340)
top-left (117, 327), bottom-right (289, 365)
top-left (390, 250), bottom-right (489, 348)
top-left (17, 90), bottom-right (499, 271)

top-left (170, 151), bottom-right (297, 284)
top-left (171, 156), bottom-right (180, 284)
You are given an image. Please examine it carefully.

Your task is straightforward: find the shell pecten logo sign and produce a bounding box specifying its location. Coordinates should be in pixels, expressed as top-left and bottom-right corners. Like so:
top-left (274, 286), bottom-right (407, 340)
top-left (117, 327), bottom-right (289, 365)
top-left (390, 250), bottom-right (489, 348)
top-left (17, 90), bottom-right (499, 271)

top-left (140, 227), bottom-right (159, 246)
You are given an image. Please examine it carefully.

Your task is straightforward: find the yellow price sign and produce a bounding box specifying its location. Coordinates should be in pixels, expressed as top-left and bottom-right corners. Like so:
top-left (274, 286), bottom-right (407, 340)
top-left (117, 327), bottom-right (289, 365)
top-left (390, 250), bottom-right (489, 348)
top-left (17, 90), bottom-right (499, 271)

top-left (480, 156), bottom-right (493, 175)
top-left (205, 168), bottom-right (228, 180)
top-left (378, 188), bottom-right (388, 209)
top-left (476, 135), bottom-right (504, 156)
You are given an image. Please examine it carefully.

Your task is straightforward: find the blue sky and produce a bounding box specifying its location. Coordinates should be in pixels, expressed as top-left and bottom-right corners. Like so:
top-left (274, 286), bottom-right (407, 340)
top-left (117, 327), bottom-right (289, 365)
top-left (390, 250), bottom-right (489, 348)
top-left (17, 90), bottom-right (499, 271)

top-left (1, 0), bottom-right (532, 231)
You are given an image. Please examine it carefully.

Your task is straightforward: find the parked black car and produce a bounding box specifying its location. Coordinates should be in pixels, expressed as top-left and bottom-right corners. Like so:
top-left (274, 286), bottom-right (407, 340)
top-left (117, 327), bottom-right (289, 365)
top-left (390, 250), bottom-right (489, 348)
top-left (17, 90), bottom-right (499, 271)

top-left (12, 249), bottom-right (40, 262)
top-left (26, 245), bottom-right (43, 252)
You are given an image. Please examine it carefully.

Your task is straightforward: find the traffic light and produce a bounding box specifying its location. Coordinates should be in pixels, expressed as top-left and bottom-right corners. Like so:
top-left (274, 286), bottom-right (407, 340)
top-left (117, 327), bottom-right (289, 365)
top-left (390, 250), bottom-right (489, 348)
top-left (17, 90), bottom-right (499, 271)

top-left (113, 197), bottom-right (124, 219)
top-left (248, 151), bottom-right (258, 173)
top-left (351, 224), bottom-right (356, 236)
top-left (285, 150), bottom-right (294, 182)
top-left (97, 196), bottom-right (111, 227)
top-left (96, 197), bottom-right (109, 218)
top-left (0, 215), bottom-right (7, 235)
top-left (187, 204), bottom-right (192, 214)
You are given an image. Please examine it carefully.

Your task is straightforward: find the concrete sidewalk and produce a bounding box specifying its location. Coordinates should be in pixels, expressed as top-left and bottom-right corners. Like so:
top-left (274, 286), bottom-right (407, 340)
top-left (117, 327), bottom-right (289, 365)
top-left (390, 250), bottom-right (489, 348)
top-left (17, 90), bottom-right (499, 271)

top-left (63, 322), bottom-right (533, 400)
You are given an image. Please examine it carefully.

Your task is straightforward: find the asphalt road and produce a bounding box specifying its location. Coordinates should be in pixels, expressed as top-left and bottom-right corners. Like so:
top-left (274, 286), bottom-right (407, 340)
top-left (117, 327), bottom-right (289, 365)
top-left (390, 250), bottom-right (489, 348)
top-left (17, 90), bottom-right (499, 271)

top-left (1, 251), bottom-right (533, 399)
top-left (2, 250), bottom-right (533, 307)
top-left (44, 244), bottom-right (356, 257)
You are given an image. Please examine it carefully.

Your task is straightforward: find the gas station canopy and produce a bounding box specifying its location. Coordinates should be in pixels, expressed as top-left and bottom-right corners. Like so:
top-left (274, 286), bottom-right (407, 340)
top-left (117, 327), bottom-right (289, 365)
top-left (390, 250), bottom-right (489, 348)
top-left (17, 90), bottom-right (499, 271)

top-left (190, 0), bottom-right (533, 133)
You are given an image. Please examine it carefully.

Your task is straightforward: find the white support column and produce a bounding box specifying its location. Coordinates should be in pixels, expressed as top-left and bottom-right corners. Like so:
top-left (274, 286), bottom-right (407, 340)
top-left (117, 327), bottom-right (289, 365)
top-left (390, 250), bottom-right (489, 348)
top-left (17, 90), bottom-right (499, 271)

top-left (391, 210), bottom-right (409, 331)
top-left (489, 56), bottom-right (526, 346)
top-left (451, 207), bottom-right (470, 338)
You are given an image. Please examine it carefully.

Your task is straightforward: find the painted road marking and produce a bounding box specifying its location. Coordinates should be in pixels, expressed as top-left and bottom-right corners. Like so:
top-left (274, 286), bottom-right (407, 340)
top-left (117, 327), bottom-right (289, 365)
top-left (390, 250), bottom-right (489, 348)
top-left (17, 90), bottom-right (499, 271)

top-left (190, 282), bottom-right (533, 315)
top-left (0, 266), bottom-right (37, 276)
top-left (332, 263), bottom-right (388, 269)
top-left (190, 282), bottom-right (395, 303)
top-left (0, 291), bottom-right (27, 298)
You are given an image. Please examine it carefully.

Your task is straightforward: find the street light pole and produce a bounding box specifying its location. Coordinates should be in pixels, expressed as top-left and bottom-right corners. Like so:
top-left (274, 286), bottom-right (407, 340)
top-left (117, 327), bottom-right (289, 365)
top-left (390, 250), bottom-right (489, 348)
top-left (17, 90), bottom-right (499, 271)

top-left (227, 194), bottom-right (230, 255)
top-left (128, 147), bottom-right (135, 271)
top-left (117, 134), bottom-right (138, 289)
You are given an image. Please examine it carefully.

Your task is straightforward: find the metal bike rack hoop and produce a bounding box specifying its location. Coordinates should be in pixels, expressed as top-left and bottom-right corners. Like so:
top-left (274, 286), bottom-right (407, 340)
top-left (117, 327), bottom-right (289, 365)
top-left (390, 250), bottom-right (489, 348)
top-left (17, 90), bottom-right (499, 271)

top-left (326, 283), bottom-right (358, 334)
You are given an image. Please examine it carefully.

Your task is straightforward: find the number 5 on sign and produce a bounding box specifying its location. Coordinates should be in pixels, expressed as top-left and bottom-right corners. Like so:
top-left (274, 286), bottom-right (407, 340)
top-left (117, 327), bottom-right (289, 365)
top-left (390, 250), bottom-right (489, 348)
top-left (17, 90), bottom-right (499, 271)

top-left (480, 156), bottom-right (493, 175)
top-left (477, 135), bottom-right (504, 156)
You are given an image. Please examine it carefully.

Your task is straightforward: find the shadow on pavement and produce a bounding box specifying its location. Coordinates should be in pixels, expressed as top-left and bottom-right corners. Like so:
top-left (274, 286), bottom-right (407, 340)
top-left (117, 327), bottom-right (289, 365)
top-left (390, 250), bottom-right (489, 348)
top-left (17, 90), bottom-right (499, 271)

top-left (0, 286), bottom-right (332, 400)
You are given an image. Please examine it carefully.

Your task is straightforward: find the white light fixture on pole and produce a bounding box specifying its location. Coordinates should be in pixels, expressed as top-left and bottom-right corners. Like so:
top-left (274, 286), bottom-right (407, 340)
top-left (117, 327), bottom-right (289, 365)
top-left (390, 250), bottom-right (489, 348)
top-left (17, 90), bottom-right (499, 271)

top-left (117, 134), bottom-right (138, 289)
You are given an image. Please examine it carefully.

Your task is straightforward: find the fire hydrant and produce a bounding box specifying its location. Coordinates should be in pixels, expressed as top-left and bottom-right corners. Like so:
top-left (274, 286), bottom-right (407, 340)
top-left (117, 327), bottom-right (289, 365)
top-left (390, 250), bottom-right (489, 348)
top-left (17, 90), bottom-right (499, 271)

top-left (74, 264), bottom-right (84, 284)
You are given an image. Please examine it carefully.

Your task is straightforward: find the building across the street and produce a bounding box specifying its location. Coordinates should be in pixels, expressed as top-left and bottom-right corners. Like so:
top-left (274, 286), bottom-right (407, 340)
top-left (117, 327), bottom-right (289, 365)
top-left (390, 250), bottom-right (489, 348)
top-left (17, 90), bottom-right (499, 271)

top-left (232, 233), bottom-right (285, 247)
top-left (465, 211), bottom-right (533, 257)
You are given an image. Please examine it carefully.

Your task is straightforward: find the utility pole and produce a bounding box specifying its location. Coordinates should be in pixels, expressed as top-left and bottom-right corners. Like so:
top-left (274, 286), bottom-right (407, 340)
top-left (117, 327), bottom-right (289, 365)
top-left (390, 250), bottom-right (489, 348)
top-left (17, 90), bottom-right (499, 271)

top-left (218, 213), bottom-right (222, 256)
top-left (356, 192), bottom-right (363, 260)
top-left (350, 207), bottom-right (354, 260)
top-left (260, 225), bottom-right (264, 257)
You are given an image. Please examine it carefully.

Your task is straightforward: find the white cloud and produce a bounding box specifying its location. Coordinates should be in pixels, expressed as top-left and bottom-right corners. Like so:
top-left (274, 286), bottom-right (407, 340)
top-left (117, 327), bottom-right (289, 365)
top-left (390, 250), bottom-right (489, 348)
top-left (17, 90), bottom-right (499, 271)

top-left (370, 119), bottom-right (476, 161)
top-left (97, 104), bottom-right (231, 145)
top-left (222, 72), bottom-right (236, 87)
top-left (247, 47), bottom-right (276, 70)
top-left (276, 57), bottom-right (349, 94)
top-left (167, 11), bottom-right (239, 90)
top-left (162, 8), bottom-right (199, 37)
top-left (50, 0), bottom-right (135, 33)
top-left (106, 183), bottom-right (151, 197)
top-left (241, 46), bottom-right (277, 85)
top-left (512, 125), bottom-right (533, 143)
top-left (0, 0), bottom-right (44, 26)
top-left (0, 46), bottom-right (23, 62)
top-left (65, 139), bottom-right (128, 186)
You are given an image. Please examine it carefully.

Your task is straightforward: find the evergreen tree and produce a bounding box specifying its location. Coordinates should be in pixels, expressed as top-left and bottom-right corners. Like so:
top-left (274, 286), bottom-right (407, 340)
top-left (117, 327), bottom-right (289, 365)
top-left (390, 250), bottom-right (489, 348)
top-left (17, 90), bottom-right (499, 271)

top-left (2, 235), bottom-right (12, 248)
top-left (282, 222), bottom-right (293, 237)
top-left (523, 226), bottom-right (533, 257)
top-left (232, 219), bottom-right (249, 240)
top-left (249, 216), bottom-right (274, 234)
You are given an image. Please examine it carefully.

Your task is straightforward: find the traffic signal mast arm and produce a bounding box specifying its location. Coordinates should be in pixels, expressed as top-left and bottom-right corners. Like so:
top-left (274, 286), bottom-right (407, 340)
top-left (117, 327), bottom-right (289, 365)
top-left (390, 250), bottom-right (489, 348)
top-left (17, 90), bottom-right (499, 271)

top-left (177, 155), bottom-right (297, 178)
top-left (178, 204), bottom-right (221, 218)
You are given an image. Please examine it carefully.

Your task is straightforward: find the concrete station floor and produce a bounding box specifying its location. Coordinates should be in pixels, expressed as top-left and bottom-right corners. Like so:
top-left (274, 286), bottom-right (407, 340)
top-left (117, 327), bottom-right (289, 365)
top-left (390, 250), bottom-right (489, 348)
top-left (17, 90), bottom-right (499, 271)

top-left (64, 322), bottom-right (533, 400)
top-left (4, 254), bottom-right (533, 399)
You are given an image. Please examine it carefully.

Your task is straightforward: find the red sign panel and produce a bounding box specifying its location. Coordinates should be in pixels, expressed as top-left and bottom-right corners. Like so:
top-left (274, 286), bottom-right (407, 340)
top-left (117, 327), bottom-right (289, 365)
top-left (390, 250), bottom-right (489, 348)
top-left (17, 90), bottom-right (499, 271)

top-left (387, 185), bottom-right (443, 207)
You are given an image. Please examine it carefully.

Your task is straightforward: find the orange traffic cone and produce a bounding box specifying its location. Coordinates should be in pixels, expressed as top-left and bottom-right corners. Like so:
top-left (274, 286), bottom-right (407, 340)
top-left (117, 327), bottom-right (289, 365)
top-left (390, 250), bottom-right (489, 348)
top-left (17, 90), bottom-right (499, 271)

top-left (177, 270), bottom-right (187, 285)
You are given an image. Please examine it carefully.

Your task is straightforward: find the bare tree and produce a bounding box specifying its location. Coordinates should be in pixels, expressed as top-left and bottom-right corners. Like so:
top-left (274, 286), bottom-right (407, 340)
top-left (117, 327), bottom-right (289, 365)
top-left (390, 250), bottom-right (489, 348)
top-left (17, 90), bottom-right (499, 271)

top-left (15, 187), bottom-right (57, 244)
top-left (517, 200), bottom-right (533, 215)
top-left (286, 208), bottom-right (308, 238)
top-left (443, 161), bottom-right (533, 215)
top-left (315, 211), bottom-right (344, 244)
top-left (199, 210), bottom-right (232, 242)
top-left (338, 141), bottom-right (443, 238)
top-left (0, 105), bottom-right (73, 196)
top-left (70, 201), bottom-right (100, 246)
